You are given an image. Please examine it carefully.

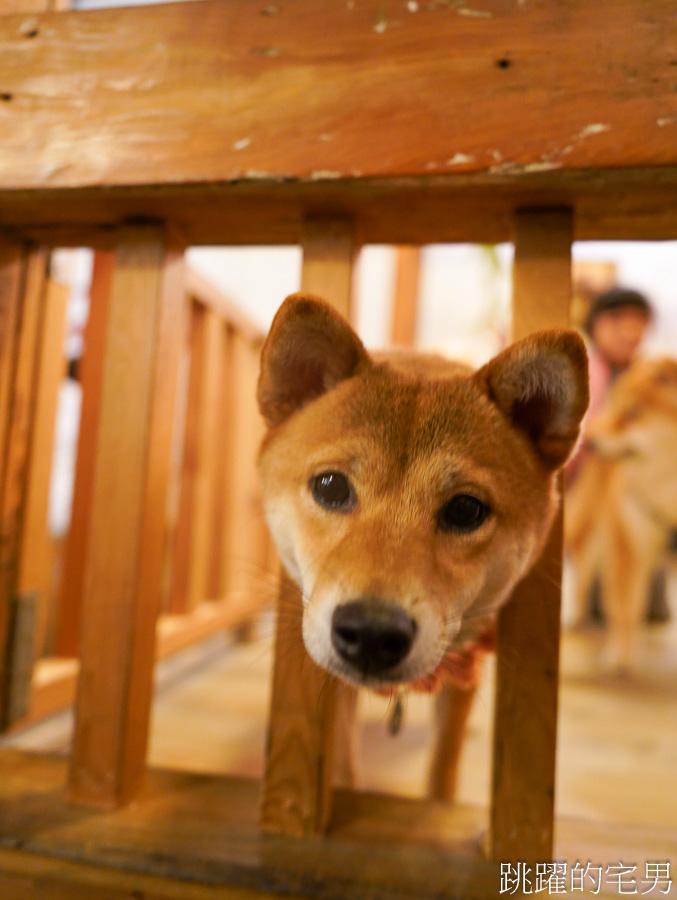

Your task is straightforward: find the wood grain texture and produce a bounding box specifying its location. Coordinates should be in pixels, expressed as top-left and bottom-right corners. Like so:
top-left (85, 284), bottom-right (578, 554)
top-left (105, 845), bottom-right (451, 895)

top-left (262, 218), bottom-right (357, 836)
top-left (17, 278), bottom-right (68, 660)
top-left (3, 169), bottom-right (677, 249)
top-left (391, 246), bottom-right (420, 347)
top-left (490, 208), bottom-right (573, 862)
top-left (121, 243), bottom-right (186, 796)
top-left (260, 571), bottom-right (346, 836)
top-left (0, 0), bottom-right (674, 192)
top-left (0, 241), bottom-right (27, 730)
top-left (0, 245), bottom-right (48, 729)
top-left (69, 226), bottom-right (182, 807)
top-left (168, 302), bottom-right (205, 615)
top-left (300, 219), bottom-right (356, 321)
top-left (185, 308), bottom-right (222, 609)
top-left (0, 749), bottom-right (500, 900)
top-left (56, 250), bottom-right (113, 657)
top-left (217, 329), bottom-right (270, 607)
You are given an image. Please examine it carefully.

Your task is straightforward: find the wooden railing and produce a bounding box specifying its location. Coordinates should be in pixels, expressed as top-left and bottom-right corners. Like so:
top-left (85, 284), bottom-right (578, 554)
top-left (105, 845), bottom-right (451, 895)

top-left (0, 1), bottom-right (675, 897)
top-left (7, 257), bottom-right (274, 732)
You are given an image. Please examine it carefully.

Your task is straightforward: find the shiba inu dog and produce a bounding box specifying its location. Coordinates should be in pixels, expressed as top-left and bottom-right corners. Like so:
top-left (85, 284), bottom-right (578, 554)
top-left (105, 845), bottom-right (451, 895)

top-left (566, 357), bottom-right (677, 671)
top-left (257, 294), bottom-right (588, 791)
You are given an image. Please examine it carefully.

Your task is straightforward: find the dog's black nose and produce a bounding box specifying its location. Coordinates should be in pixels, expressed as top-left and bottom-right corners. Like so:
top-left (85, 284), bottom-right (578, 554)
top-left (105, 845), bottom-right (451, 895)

top-left (331, 600), bottom-right (417, 676)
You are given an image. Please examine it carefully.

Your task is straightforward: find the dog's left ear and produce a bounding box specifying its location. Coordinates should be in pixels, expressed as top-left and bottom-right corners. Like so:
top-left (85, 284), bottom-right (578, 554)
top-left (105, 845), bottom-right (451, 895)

top-left (475, 330), bottom-right (589, 469)
top-left (258, 293), bottom-right (371, 428)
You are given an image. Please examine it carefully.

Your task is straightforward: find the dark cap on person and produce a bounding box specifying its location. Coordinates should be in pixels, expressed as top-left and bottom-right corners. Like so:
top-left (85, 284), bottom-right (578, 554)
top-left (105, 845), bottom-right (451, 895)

top-left (584, 286), bottom-right (652, 334)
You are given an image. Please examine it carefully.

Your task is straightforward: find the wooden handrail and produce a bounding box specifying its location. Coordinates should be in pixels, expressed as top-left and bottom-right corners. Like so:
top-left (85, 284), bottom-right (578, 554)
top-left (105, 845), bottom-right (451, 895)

top-left (184, 267), bottom-right (263, 345)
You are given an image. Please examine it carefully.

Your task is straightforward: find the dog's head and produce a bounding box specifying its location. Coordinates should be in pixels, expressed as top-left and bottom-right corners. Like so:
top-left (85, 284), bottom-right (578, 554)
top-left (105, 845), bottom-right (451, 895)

top-left (257, 294), bottom-right (589, 689)
top-left (587, 357), bottom-right (677, 461)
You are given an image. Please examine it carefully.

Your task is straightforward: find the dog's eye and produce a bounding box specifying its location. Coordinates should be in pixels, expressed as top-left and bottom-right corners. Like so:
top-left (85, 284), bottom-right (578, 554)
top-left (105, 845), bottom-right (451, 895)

top-left (438, 494), bottom-right (490, 533)
top-left (310, 472), bottom-right (355, 512)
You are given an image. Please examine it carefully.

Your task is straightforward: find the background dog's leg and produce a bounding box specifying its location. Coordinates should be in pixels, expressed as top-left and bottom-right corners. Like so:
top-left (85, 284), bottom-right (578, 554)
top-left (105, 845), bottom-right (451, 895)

top-left (428, 676), bottom-right (479, 803)
top-left (602, 515), bottom-right (657, 672)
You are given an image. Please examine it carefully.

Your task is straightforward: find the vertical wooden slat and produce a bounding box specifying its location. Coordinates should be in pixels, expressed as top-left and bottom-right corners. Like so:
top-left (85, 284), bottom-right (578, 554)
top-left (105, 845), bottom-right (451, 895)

top-left (391, 246), bottom-right (421, 347)
top-left (122, 245), bottom-right (186, 790)
top-left (56, 251), bottom-right (114, 658)
top-left (0, 244), bottom-right (48, 729)
top-left (0, 241), bottom-right (29, 729)
top-left (218, 330), bottom-right (269, 604)
top-left (18, 279), bottom-right (69, 660)
top-left (185, 307), bottom-right (222, 609)
top-left (167, 301), bottom-right (204, 615)
top-left (206, 323), bottom-right (229, 601)
top-left (261, 218), bottom-right (358, 836)
top-left (490, 208), bottom-right (573, 862)
top-left (300, 218), bottom-right (357, 322)
top-left (69, 227), bottom-right (185, 807)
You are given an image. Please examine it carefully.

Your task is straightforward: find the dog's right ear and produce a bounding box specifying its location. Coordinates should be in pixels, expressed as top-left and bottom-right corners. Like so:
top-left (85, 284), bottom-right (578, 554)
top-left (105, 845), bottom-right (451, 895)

top-left (257, 293), bottom-right (371, 428)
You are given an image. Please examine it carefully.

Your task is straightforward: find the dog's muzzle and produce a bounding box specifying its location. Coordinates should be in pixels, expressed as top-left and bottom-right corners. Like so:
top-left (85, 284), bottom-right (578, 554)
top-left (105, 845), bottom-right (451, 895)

top-left (331, 599), bottom-right (417, 679)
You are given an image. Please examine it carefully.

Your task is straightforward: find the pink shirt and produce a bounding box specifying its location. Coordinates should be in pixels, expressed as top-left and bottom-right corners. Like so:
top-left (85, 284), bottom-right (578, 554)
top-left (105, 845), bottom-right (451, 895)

top-left (566, 340), bottom-right (613, 484)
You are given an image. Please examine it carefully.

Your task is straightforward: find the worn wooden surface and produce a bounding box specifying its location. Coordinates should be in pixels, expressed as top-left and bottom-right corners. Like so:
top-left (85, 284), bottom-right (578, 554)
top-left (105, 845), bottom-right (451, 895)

top-left (0, 0), bottom-right (674, 188)
top-left (17, 278), bottom-right (68, 660)
top-left (186, 308), bottom-right (222, 610)
top-left (0, 748), bottom-right (498, 900)
top-left (69, 227), bottom-right (181, 807)
top-left (56, 251), bottom-right (113, 658)
top-left (490, 208), bottom-right (573, 862)
top-left (0, 2), bottom-right (675, 245)
top-left (0, 244), bottom-right (48, 728)
top-left (168, 302), bottom-right (205, 615)
top-left (260, 570), bottom-right (351, 836)
top-left (391, 247), bottom-right (420, 347)
top-left (0, 849), bottom-right (309, 900)
top-left (261, 218), bottom-right (358, 836)
top-left (0, 240), bottom-right (27, 729)
top-left (216, 328), bottom-right (270, 605)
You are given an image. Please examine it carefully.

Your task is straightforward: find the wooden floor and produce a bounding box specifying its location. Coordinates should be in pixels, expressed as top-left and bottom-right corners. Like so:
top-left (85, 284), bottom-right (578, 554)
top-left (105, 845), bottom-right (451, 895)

top-left (4, 610), bottom-right (677, 897)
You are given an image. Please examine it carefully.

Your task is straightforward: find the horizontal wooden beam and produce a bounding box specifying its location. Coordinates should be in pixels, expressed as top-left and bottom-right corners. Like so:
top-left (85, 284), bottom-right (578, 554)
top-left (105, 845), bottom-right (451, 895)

top-left (0, 0), bottom-right (675, 191)
top-left (1, 170), bottom-right (677, 248)
top-left (0, 2), bottom-right (674, 244)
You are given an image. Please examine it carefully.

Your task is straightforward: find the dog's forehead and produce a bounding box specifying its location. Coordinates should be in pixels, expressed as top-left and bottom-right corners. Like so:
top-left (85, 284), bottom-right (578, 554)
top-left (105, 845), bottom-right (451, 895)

top-left (341, 363), bottom-right (497, 463)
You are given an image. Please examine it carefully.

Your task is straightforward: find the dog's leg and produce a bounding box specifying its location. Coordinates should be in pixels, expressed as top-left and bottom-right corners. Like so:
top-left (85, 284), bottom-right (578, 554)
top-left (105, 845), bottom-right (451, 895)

top-left (564, 533), bottom-right (603, 629)
top-left (601, 514), bottom-right (656, 672)
top-left (428, 674), bottom-right (480, 803)
top-left (331, 684), bottom-right (359, 789)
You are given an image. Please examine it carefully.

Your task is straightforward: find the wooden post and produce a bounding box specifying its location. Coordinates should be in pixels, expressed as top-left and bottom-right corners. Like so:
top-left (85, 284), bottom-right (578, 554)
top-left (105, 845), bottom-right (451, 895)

top-left (217, 330), bottom-right (269, 605)
top-left (18, 279), bottom-right (69, 661)
top-left (261, 218), bottom-right (358, 836)
top-left (56, 251), bottom-right (114, 658)
top-left (0, 243), bottom-right (48, 729)
top-left (167, 299), bottom-right (230, 613)
top-left (69, 227), bottom-right (185, 807)
top-left (490, 208), bottom-right (573, 862)
top-left (184, 307), bottom-right (222, 609)
top-left (391, 246), bottom-right (421, 347)
top-left (167, 301), bottom-right (204, 615)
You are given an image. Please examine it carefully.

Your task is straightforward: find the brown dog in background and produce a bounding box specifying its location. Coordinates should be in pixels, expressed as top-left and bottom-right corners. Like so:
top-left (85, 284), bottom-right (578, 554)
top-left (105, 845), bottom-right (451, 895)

top-left (565, 357), bottom-right (677, 671)
top-left (257, 294), bottom-right (589, 796)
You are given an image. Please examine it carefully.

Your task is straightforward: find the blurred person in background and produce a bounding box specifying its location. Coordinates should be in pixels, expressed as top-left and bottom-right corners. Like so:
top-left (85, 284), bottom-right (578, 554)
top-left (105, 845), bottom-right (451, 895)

top-left (584, 286), bottom-right (653, 419)
top-left (567, 286), bottom-right (670, 624)
top-left (568, 286), bottom-right (653, 483)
